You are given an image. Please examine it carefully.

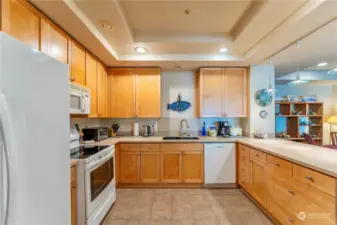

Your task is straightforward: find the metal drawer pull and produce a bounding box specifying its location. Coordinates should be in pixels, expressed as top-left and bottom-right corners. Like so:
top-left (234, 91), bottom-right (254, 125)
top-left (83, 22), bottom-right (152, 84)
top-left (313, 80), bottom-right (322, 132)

top-left (276, 163), bottom-right (280, 167)
top-left (306, 175), bottom-right (314, 181)
top-left (288, 189), bottom-right (294, 195)
top-left (288, 218), bottom-right (294, 223)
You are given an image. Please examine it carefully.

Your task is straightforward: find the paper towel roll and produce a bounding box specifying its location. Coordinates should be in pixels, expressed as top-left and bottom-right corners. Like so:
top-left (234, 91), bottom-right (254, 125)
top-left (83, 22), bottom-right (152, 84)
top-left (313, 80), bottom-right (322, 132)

top-left (133, 122), bottom-right (139, 136)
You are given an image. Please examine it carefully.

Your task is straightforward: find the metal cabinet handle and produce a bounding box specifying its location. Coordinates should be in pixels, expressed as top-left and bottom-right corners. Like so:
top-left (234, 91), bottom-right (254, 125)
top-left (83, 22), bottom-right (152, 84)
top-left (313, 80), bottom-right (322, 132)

top-left (288, 218), bottom-right (294, 223)
top-left (288, 189), bottom-right (294, 195)
top-left (276, 163), bottom-right (280, 167)
top-left (306, 175), bottom-right (313, 181)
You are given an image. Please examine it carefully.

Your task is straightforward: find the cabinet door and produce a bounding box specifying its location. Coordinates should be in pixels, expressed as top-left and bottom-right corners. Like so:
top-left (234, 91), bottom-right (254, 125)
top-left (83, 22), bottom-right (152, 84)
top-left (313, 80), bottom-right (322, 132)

top-left (135, 68), bottom-right (161, 118)
top-left (107, 68), bottom-right (134, 118)
top-left (182, 150), bottom-right (204, 183)
top-left (6, 0), bottom-right (39, 50)
top-left (224, 68), bottom-right (247, 117)
top-left (161, 151), bottom-right (182, 183)
top-left (199, 69), bottom-right (223, 117)
top-left (97, 63), bottom-right (107, 117)
top-left (69, 41), bottom-right (86, 85)
top-left (120, 151), bottom-right (140, 183)
top-left (40, 19), bottom-right (68, 64)
top-left (86, 54), bottom-right (98, 117)
top-left (140, 151), bottom-right (160, 183)
top-left (250, 160), bottom-right (266, 207)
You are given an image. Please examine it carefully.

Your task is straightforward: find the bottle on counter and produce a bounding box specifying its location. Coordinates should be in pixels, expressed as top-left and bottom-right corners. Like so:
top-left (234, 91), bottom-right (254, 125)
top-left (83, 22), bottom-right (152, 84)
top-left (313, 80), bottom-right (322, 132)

top-left (201, 122), bottom-right (207, 136)
top-left (133, 122), bottom-right (139, 136)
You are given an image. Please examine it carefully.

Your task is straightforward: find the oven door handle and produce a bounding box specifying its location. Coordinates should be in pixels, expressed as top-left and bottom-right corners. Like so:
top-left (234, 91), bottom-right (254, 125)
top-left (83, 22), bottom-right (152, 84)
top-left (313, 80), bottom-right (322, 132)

top-left (86, 150), bottom-right (114, 171)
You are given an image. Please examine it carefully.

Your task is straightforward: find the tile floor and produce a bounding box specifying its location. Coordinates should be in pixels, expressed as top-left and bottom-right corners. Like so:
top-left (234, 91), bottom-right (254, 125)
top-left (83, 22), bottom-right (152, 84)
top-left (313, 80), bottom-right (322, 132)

top-left (101, 189), bottom-right (274, 225)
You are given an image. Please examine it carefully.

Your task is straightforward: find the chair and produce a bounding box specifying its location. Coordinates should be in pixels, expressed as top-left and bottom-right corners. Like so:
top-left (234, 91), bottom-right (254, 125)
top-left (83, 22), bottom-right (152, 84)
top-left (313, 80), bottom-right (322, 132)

top-left (331, 132), bottom-right (337, 145)
top-left (303, 133), bottom-right (316, 145)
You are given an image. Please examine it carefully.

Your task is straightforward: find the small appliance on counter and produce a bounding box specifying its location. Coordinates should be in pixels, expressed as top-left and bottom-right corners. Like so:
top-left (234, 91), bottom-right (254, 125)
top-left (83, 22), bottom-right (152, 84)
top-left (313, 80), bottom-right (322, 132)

top-left (230, 127), bottom-right (243, 136)
top-left (82, 127), bottom-right (109, 141)
top-left (218, 121), bottom-right (231, 137)
top-left (142, 124), bottom-right (155, 137)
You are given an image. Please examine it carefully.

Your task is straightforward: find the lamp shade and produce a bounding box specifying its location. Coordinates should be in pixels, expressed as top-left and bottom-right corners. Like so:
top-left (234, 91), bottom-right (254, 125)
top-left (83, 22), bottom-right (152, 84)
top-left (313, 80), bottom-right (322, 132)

top-left (327, 115), bottom-right (337, 124)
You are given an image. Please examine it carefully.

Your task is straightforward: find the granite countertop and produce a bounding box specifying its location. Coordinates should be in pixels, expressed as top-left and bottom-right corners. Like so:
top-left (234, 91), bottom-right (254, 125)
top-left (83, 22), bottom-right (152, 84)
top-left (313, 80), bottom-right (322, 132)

top-left (95, 136), bottom-right (337, 178)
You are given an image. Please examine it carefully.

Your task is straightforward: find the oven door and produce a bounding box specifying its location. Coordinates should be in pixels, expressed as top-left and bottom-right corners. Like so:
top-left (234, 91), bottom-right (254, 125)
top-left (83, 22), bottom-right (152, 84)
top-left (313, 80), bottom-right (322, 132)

top-left (85, 151), bottom-right (115, 217)
top-left (69, 91), bottom-right (83, 114)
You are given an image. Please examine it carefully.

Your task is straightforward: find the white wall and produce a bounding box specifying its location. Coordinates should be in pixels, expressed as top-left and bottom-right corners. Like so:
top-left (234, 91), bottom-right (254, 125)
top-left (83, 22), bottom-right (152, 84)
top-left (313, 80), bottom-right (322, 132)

top-left (161, 71), bottom-right (196, 118)
top-left (276, 83), bottom-right (335, 144)
top-left (248, 65), bottom-right (275, 137)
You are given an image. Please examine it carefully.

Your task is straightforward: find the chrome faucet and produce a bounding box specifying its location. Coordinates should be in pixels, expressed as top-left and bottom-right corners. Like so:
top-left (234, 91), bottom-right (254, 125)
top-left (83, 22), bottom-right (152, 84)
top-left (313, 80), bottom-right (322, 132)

top-left (180, 119), bottom-right (190, 137)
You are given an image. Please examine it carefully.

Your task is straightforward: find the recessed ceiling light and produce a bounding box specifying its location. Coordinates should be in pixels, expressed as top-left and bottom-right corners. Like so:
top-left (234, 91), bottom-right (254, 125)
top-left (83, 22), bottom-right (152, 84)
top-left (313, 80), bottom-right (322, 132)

top-left (219, 47), bottom-right (228, 53)
top-left (98, 20), bottom-right (114, 30)
top-left (317, 62), bottom-right (328, 67)
top-left (135, 46), bottom-right (148, 53)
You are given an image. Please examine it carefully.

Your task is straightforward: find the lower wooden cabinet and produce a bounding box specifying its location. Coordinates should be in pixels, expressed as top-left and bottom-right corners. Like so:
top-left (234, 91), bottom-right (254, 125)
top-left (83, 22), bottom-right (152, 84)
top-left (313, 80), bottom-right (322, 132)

top-left (237, 143), bottom-right (337, 225)
top-left (250, 160), bottom-right (266, 207)
top-left (120, 151), bottom-right (140, 183)
top-left (70, 166), bottom-right (77, 225)
top-left (118, 143), bottom-right (204, 185)
top-left (161, 151), bottom-right (182, 183)
top-left (141, 151), bottom-right (161, 183)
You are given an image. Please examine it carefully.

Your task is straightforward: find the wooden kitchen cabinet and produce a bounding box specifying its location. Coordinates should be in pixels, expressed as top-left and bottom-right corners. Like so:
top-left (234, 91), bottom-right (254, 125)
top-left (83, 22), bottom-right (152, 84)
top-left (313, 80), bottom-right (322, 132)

top-left (97, 63), bottom-right (108, 117)
top-left (86, 54), bottom-right (98, 117)
top-left (107, 68), bottom-right (161, 118)
top-left (40, 19), bottom-right (68, 64)
top-left (250, 160), bottom-right (266, 207)
top-left (69, 41), bottom-right (86, 85)
top-left (3, 0), bottom-right (40, 50)
top-left (135, 68), bottom-right (161, 117)
top-left (120, 151), bottom-right (140, 183)
top-left (70, 166), bottom-right (77, 225)
top-left (161, 151), bottom-right (182, 183)
top-left (197, 68), bottom-right (248, 117)
top-left (107, 68), bottom-right (134, 118)
top-left (140, 151), bottom-right (161, 183)
top-left (237, 144), bottom-right (250, 190)
top-left (182, 150), bottom-right (204, 183)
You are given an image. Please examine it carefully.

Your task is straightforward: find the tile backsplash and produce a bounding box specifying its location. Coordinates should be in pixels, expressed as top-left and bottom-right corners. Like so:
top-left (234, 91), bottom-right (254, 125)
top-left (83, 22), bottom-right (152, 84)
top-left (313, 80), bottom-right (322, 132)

top-left (71, 117), bottom-right (247, 136)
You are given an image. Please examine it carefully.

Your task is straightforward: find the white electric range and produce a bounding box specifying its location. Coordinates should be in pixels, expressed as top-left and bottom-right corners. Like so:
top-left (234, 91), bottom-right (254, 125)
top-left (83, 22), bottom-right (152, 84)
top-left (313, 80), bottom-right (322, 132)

top-left (70, 130), bottom-right (116, 225)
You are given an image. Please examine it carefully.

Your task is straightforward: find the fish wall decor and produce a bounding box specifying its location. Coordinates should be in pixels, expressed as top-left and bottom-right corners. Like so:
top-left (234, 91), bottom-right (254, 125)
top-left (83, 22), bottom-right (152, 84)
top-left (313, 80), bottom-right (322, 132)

top-left (167, 93), bottom-right (191, 112)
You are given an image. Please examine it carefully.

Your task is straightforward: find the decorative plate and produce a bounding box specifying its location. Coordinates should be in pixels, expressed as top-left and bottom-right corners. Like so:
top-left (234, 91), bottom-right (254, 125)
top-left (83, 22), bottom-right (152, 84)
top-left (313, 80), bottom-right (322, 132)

top-left (259, 110), bottom-right (268, 119)
top-left (255, 89), bottom-right (273, 106)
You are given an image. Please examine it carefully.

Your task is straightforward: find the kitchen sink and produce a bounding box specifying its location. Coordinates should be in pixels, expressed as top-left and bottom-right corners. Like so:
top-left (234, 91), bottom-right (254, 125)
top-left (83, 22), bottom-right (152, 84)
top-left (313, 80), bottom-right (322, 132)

top-left (162, 136), bottom-right (200, 140)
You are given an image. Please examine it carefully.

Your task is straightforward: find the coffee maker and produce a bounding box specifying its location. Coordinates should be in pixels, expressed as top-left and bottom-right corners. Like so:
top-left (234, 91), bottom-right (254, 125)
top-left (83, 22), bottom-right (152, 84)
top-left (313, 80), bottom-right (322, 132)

top-left (218, 121), bottom-right (231, 137)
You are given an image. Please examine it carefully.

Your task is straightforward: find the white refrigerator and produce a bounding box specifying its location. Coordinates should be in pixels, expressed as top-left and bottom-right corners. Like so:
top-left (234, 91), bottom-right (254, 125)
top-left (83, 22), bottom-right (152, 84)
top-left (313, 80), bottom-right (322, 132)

top-left (0, 33), bottom-right (70, 225)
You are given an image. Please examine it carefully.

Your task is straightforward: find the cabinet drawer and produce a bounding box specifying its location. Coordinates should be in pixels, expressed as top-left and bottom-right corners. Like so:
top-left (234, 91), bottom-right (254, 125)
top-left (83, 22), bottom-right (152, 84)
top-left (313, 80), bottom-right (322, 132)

top-left (293, 164), bottom-right (336, 197)
top-left (141, 144), bottom-right (160, 151)
top-left (250, 148), bottom-right (266, 164)
top-left (267, 197), bottom-right (299, 225)
top-left (71, 166), bottom-right (76, 182)
top-left (238, 144), bottom-right (250, 161)
top-left (161, 143), bottom-right (203, 151)
top-left (266, 154), bottom-right (293, 177)
top-left (119, 144), bottom-right (141, 151)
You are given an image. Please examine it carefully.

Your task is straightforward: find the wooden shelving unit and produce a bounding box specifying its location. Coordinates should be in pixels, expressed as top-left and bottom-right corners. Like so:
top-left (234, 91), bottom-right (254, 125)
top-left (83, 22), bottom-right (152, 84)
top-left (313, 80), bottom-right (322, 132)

top-left (275, 101), bottom-right (323, 144)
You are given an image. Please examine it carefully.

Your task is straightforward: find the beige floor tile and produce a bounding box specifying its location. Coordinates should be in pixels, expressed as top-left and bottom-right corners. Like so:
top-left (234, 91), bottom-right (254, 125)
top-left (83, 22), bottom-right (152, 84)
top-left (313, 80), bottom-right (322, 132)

top-left (147, 220), bottom-right (172, 225)
top-left (192, 206), bottom-right (217, 220)
top-left (151, 207), bottom-right (172, 220)
top-left (171, 219), bottom-right (196, 225)
top-left (172, 205), bottom-right (194, 220)
top-left (195, 218), bottom-right (219, 225)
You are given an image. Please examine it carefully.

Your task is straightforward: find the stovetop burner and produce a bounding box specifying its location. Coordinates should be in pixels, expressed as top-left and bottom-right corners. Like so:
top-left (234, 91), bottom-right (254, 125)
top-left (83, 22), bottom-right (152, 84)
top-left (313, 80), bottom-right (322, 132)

top-left (70, 145), bottom-right (111, 159)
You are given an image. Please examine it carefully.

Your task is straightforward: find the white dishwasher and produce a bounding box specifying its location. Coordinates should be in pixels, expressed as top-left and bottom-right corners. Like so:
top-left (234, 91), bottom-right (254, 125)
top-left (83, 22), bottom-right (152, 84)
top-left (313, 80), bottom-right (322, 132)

top-left (204, 143), bottom-right (236, 184)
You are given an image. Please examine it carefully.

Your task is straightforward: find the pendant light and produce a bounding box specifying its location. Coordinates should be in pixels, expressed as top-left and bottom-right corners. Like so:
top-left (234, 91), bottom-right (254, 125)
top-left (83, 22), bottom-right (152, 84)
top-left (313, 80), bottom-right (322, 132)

top-left (288, 40), bottom-right (308, 85)
top-left (267, 57), bottom-right (274, 91)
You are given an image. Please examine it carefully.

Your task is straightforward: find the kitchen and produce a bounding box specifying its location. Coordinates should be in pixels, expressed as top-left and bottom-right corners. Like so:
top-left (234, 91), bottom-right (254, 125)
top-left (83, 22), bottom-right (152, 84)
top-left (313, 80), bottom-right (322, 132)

top-left (1, 1), bottom-right (337, 225)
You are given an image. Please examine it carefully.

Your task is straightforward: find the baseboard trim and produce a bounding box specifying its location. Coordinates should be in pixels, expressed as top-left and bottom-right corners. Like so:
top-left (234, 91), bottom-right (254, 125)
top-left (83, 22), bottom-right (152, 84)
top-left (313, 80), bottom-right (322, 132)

top-left (202, 183), bottom-right (237, 189)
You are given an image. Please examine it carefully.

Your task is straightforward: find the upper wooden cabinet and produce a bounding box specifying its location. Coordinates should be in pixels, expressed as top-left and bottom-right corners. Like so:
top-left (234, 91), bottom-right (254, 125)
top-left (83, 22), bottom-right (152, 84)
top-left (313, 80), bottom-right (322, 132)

top-left (86, 54), bottom-right (98, 117)
top-left (97, 63), bottom-right (108, 117)
top-left (107, 68), bottom-right (161, 118)
top-left (135, 68), bottom-right (161, 118)
top-left (68, 41), bottom-right (86, 85)
top-left (4, 0), bottom-right (40, 50)
top-left (40, 19), bottom-right (68, 64)
top-left (197, 68), bottom-right (248, 117)
top-left (108, 68), bottom-right (134, 118)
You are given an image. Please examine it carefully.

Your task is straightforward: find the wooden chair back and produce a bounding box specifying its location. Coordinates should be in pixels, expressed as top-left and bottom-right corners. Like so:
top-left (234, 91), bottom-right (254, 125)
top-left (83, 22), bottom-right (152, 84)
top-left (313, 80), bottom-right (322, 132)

top-left (303, 133), bottom-right (316, 145)
top-left (331, 132), bottom-right (337, 145)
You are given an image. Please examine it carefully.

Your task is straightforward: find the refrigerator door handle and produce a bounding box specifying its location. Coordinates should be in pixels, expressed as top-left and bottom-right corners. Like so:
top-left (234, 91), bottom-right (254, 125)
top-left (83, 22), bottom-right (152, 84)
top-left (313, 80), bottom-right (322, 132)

top-left (0, 116), bottom-right (10, 225)
top-left (81, 93), bottom-right (85, 112)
